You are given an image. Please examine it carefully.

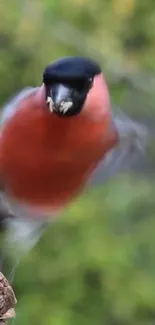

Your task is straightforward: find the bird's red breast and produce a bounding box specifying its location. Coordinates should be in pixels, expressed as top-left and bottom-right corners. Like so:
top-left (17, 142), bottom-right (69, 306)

top-left (0, 75), bottom-right (118, 211)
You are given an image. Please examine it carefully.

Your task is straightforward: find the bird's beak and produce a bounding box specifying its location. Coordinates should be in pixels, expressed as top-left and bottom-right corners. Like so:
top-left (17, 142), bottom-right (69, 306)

top-left (46, 84), bottom-right (73, 114)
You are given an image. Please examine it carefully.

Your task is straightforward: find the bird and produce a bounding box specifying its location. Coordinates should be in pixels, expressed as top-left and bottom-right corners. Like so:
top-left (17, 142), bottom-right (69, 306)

top-left (0, 56), bottom-right (148, 271)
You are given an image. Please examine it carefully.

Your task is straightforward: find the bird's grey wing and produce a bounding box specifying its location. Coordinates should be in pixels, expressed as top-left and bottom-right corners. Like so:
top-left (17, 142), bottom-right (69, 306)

top-left (89, 68), bottom-right (155, 187)
top-left (0, 87), bottom-right (39, 125)
top-left (87, 111), bottom-right (149, 187)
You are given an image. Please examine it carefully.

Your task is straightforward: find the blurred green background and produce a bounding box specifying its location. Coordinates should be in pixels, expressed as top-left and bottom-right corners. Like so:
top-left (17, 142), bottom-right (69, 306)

top-left (1, 0), bottom-right (155, 324)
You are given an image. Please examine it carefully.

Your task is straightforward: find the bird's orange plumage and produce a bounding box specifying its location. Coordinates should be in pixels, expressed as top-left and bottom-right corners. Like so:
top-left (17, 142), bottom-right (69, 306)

top-left (0, 75), bottom-right (118, 211)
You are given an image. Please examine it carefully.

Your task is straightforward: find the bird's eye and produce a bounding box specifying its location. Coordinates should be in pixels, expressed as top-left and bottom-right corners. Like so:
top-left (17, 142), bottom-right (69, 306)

top-left (88, 77), bottom-right (93, 88)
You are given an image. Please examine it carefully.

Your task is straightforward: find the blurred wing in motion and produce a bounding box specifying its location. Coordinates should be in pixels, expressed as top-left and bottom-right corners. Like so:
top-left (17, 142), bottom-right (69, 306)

top-left (0, 87), bottom-right (38, 125)
top-left (87, 110), bottom-right (149, 187)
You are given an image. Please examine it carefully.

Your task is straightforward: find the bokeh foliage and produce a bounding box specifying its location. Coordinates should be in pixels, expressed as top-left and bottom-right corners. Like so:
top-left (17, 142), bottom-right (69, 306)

top-left (1, 0), bottom-right (155, 324)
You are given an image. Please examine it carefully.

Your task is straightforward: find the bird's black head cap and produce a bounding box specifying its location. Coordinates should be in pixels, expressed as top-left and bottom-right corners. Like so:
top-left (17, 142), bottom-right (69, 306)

top-left (43, 56), bottom-right (101, 116)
